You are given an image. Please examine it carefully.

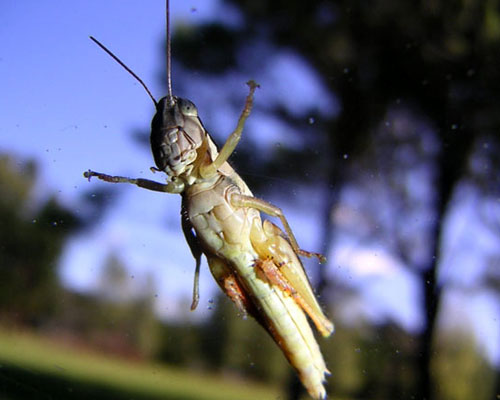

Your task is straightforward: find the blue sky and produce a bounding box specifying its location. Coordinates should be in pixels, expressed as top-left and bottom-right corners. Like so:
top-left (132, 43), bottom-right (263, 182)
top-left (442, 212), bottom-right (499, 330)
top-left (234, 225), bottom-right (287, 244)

top-left (1, 0), bottom-right (499, 365)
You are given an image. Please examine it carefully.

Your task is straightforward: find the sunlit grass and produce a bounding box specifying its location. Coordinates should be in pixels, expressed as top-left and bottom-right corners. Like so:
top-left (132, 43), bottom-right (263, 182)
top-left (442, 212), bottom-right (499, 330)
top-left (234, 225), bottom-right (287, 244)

top-left (0, 328), bottom-right (282, 400)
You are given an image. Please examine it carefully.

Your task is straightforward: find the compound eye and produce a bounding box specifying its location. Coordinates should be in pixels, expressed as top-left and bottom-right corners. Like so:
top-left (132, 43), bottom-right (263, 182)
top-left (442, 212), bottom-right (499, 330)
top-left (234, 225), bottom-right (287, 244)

top-left (179, 98), bottom-right (198, 117)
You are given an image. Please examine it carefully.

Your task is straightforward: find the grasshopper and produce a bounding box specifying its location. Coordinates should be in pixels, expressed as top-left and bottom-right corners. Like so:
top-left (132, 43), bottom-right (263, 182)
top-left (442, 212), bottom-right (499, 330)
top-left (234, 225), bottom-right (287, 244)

top-left (84, 1), bottom-right (334, 398)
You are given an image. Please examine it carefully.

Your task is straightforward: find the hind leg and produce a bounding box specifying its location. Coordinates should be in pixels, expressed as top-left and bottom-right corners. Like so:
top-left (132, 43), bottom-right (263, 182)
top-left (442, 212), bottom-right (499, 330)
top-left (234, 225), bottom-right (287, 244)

top-left (250, 219), bottom-right (334, 337)
top-left (207, 255), bottom-right (252, 317)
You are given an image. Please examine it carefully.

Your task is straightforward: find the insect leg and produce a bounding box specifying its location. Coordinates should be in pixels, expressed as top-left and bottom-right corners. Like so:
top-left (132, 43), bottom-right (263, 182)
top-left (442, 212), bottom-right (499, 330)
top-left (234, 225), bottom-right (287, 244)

top-left (200, 81), bottom-right (259, 178)
top-left (254, 257), bottom-right (296, 293)
top-left (231, 193), bottom-right (326, 263)
top-left (254, 258), bottom-right (332, 334)
top-left (258, 254), bottom-right (333, 337)
top-left (84, 170), bottom-right (184, 193)
top-left (181, 197), bottom-right (203, 310)
top-left (190, 261), bottom-right (202, 311)
top-left (207, 256), bottom-right (251, 317)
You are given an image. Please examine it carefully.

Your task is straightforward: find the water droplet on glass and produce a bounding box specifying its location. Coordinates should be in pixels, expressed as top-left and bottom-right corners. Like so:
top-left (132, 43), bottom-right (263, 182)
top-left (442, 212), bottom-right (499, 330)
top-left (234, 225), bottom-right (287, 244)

top-left (343, 154), bottom-right (349, 160)
top-left (451, 124), bottom-right (458, 130)
top-left (32, 219), bottom-right (37, 224)
top-left (308, 117), bottom-right (315, 125)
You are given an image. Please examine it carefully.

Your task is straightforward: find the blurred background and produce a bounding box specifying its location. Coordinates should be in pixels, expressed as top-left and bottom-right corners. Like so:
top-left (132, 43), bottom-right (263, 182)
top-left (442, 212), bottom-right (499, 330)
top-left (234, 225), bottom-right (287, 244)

top-left (1, 0), bottom-right (499, 399)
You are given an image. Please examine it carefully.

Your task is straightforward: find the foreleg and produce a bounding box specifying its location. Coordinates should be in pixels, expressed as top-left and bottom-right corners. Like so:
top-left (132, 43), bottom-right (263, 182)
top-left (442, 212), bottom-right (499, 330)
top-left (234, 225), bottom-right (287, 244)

top-left (84, 170), bottom-right (184, 193)
top-left (200, 81), bottom-right (259, 178)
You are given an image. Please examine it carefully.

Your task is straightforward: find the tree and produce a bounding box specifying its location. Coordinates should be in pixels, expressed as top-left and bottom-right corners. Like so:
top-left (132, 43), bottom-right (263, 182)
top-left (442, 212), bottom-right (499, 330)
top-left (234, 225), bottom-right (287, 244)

top-left (168, 1), bottom-right (500, 398)
top-left (0, 154), bottom-right (80, 326)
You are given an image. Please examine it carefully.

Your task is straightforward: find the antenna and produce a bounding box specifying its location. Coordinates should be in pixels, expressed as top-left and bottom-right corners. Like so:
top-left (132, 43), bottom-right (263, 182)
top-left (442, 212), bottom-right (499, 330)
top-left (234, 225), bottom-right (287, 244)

top-left (166, 0), bottom-right (175, 106)
top-left (89, 36), bottom-right (158, 107)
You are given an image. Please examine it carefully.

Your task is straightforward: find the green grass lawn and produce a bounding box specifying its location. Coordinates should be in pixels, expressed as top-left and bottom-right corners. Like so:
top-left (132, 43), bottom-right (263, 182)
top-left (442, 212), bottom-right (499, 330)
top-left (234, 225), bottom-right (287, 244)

top-left (0, 329), bottom-right (282, 400)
